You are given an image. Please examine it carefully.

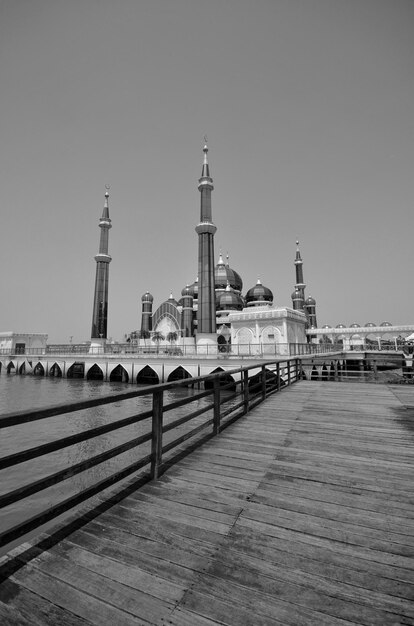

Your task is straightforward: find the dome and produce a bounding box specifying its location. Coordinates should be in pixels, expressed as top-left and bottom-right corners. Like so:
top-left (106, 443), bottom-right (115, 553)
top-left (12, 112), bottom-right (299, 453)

top-left (245, 279), bottom-right (273, 306)
top-left (365, 322), bottom-right (376, 327)
top-left (336, 323), bottom-right (346, 329)
top-left (305, 296), bottom-right (316, 306)
top-left (215, 253), bottom-right (243, 292)
top-left (217, 286), bottom-right (244, 311)
top-left (141, 291), bottom-right (153, 303)
top-left (291, 287), bottom-right (303, 300)
top-left (350, 323), bottom-right (361, 328)
top-left (380, 321), bottom-right (392, 327)
top-left (181, 284), bottom-right (193, 297)
top-left (322, 324), bottom-right (331, 329)
top-left (189, 277), bottom-right (198, 300)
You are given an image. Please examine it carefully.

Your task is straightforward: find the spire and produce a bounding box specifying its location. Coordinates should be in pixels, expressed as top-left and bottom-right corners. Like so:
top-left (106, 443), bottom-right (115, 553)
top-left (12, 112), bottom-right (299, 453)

top-left (295, 239), bottom-right (302, 262)
top-left (102, 185), bottom-right (110, 219)
top-left (218, 250), bottom-right (225, 265)
top-left (201, 135), bottom-right (210, 178)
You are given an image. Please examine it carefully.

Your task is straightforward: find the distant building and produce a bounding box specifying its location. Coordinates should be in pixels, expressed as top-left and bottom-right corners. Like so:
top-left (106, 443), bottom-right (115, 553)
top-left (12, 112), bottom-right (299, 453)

top-left (0, 332), bottom-right (48, 354)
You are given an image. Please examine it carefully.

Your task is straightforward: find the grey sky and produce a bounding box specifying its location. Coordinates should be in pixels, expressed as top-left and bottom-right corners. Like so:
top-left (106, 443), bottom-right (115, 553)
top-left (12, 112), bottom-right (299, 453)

top-left (0, 0), bottom-right (413, 343)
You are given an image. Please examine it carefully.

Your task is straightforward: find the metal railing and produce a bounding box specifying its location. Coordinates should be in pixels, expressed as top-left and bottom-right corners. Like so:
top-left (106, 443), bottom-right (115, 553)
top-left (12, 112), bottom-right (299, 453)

top-left (0, 359), bottom-right (302, 551)
top-left (0, 342), bottom-right (341, 358)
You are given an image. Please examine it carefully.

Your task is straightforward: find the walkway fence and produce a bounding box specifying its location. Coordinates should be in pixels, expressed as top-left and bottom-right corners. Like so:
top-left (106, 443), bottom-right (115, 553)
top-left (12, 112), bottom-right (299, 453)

top-left (0, 359), bottom-right (301, 553)
top-left (3, 342), bottom-right (345, 357)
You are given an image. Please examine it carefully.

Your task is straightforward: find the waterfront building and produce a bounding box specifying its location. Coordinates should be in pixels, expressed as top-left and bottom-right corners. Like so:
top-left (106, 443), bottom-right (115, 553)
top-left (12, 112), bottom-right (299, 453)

top-left (0, 332), bottom-right (48, 355)
top-left (90, 187), bottom-right (112, 352)
top-left (135, 141), bottom-right (310, 353)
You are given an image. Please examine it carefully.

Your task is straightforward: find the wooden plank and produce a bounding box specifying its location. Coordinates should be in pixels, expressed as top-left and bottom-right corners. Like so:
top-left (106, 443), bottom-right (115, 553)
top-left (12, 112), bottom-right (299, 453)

top-left (1, 380), bottom-right (414, 626)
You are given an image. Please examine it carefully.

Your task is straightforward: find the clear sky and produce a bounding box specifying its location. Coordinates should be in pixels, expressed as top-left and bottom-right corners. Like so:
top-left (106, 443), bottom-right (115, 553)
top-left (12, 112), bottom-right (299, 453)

top-left (0, 0), bottom-right (413, 343)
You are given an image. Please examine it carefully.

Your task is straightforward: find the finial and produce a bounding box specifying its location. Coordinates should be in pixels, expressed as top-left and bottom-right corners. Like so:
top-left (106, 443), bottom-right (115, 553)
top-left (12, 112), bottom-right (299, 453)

top-left (226, 281), bottom-right (231, 291)
top-left (105, 184), bottom-right (110, 198)
top-left (226, 252), bottom-right (230, 267)
top-left (257, 278), bottom-right (262, 285)
top-left (218, 250), bottom-right (224, 265)
top-left (296, 239), bottom-right (299, 247)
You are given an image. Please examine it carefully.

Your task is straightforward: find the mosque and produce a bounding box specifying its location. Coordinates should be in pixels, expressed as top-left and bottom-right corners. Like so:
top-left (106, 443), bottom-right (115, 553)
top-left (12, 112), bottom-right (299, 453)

top-left (90, 141), bottom-right (318, 354)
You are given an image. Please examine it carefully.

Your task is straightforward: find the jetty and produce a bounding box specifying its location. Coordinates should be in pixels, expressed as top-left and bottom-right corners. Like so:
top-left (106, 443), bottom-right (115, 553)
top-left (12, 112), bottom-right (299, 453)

top-left (1, 377), bottom-right (413, 625)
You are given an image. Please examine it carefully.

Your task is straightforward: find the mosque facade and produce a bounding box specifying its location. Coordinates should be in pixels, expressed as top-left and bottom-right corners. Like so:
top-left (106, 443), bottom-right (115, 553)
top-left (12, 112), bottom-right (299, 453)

top-left (128, 142), bottom-right (318, 353)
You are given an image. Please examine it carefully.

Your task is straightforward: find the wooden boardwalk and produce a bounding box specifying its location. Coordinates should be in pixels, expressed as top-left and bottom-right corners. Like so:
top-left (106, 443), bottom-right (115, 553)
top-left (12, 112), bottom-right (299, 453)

top-left (0, 381), bottom-right (413, 625)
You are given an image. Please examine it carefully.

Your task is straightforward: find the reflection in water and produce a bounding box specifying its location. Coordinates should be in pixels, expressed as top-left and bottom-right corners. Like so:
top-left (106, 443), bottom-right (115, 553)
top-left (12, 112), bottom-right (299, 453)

top-left (0, 375), bottom-right (214, 546)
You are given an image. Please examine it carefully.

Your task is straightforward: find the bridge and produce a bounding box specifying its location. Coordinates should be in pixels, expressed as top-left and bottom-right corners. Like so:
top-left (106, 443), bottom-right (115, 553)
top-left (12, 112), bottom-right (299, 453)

top-left (1, 342), bottom-right (411, 383)
top-left (0, 361), bottom-right (413, 624)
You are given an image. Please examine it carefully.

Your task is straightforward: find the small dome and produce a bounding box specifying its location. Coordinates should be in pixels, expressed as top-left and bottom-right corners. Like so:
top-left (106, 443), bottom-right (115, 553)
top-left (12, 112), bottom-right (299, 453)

top-left (336, 323), bottom-right (346, 329)
top-left (215, 253), bottom-right (243, 292)
top-left (181, 284), bottom-right (193, 297)
top-left (322, 324), bottom-right (331, 329)
top-left (189, 277), bottom-right (198, 300)
top-left (291, 288), bottom-right (303, 300)
top-left (245, 279), bottom-right (273, 306)
top-left (365, 322), bottom-right (376, 327)
top-left (380, 321), bottom-right (392, 327)
top-left (305, 296), bottom-right (316, 306)
top-left (217, 285), bottom-right (244, 311)
top-left (350, 323), bottom-right (360, 328)
top-left (141, 291), bottom-right (153, 303)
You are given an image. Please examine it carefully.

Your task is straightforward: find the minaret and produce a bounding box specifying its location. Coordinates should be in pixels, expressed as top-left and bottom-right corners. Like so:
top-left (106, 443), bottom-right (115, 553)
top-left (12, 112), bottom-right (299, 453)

top-left (140, 292), bottom-right (153, 337)
top-left (91, 187), bottom-right (112, 349)
top-left (292, 240), bottom-right (306, 311)
top-left (195, 138), bottom-right (217, 350)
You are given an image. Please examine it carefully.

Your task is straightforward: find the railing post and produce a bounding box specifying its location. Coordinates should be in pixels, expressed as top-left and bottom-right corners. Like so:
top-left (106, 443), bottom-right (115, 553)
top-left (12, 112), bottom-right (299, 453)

top-left (151, 389), bottom-right (163, 480)
top-left (261, 365), bottom-right (267, 400)
top-left (295, 358), bottom-right (299, 382)
top-left (287, 360), bottom-right (291, 386)
top-left (276, 362), bottom-right (281, 391)
top-left (213, 375), bottom-right (221, 435)
top-left (243, 369), bottom-right (249, 414)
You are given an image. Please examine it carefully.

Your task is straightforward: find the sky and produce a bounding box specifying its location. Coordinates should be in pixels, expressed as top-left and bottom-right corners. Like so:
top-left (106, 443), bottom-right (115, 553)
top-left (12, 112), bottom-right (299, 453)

top-left (0, 0), bottom-right (413, 343)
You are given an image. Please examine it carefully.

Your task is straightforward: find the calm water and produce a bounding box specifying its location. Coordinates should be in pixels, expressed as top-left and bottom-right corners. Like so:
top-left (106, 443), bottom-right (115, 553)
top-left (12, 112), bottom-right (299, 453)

top-left (0, 374), bottom-right (209, 554)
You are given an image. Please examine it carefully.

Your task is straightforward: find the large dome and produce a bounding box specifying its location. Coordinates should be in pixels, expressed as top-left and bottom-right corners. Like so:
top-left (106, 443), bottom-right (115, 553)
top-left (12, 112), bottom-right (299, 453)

top-left (245, 279), bottom-right (273, 306)
top-left (215, 253), bottom-right (243, 292)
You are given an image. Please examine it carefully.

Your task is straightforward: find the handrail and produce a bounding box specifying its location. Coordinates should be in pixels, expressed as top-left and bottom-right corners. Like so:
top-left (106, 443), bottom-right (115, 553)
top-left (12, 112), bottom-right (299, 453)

top-left (0, 358), bottom-right (302, 551)
top-left (0, 342), bottom-right (341, 358)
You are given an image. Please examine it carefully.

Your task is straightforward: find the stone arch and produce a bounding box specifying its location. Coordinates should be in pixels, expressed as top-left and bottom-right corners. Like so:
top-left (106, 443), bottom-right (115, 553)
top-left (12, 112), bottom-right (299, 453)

top-left (86, 364), bottom-right (104, 381)
top-left (235, 327), bottom-right (255, 355)
top-left (204, 367), bottom-right (236, 391)
top-left (321, 363), bottom-right (329, 380)
top-left (33, 362), bottom-right (45, 376)
top-left (7, 361), bottom-right (16, 374)
top-left (18, 362), bottom-right (26, 375)
top-left (136, 365), bottom-right (159, 385)
top-left (311, 366), bottom-right (318, 380)
top-left (167, 366), bottom-right (192, 383)
top-left (109, 364), bottom-right (129, 383)
top-left (49, 363), bottom-right (63, 378)
top-left (66, 362), bottom-right (85, 379)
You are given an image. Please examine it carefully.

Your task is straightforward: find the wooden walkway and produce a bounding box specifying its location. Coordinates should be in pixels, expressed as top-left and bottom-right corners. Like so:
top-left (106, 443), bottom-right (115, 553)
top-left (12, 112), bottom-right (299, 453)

top-left (1, 381), bottom-right (413, 625)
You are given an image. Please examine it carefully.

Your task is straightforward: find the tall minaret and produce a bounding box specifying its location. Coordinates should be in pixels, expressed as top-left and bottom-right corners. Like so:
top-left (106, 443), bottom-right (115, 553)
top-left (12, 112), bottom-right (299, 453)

top-left (292, 240), bottom-right (306, 311)
top-left (195, 138), bottom-right (217, 348)
top-left (91, 187), bottom-right (112, 347)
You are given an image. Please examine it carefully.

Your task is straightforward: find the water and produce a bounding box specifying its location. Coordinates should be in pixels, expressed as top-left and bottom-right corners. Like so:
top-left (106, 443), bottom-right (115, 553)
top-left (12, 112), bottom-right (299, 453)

top-left (0, 374), bottom-right (210, 555)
